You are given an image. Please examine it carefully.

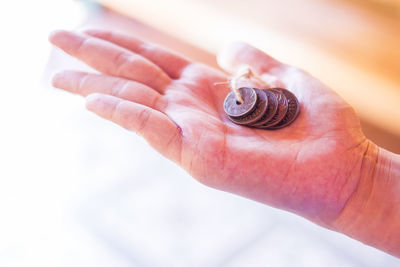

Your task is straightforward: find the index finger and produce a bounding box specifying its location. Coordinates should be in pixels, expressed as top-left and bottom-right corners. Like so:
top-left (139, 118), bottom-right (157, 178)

top-left (217, 42), bottom-right (287, 76)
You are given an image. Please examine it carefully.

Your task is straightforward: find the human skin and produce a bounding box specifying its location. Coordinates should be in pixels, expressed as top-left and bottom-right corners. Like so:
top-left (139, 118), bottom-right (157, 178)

top-left (49, 29), bottom-right (400, 257)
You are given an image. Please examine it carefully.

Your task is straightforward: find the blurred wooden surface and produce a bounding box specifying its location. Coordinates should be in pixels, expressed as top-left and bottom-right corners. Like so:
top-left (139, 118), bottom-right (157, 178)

top-left (88, 1), bottom-right (400, 152)
top-left (347, 0), bottom-right (400, 15)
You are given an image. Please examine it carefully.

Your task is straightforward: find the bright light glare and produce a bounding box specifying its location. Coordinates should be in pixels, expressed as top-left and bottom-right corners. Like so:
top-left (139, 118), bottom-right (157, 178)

top-left (0, 1), bottom-right (114, 266)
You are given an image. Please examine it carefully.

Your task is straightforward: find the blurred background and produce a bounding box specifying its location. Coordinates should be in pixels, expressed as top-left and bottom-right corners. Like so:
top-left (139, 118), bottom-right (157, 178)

top-left (0, 0), bottom-right (399, 266)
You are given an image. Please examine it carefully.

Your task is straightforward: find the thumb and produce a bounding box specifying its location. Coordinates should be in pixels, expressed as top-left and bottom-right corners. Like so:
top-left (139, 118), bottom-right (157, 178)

top-left (217, 42), bottom-right (286, 76)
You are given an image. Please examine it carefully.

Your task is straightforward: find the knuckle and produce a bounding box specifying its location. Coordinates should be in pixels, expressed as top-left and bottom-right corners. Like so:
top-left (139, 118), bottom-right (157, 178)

top-left (138, 43), bottom-right (156, 54)
top-left (110, 100), bottom-right (124, 122)
top-left (113, 52), bottom-right (135, 75)
top-left (111, 100), bottom-right (134, 130)
top-left (76, 73), bottom-right (90, 94)
top-left (75, 37), bottom-right (91, 54)
top-left (111, 80), bottom-right (129, 97)
top-left (151, 94), bottom-right (162, 110)
top-left (136, 108), bottom-right (152, 132)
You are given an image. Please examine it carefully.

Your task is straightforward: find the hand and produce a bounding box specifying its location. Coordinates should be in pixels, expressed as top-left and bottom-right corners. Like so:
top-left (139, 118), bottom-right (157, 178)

top-left (49, 30), bottom-right (370, 227)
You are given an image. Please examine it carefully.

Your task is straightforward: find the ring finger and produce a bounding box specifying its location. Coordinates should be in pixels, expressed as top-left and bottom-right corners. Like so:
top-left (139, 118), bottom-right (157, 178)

top-left (52, 70), bottom-right (166, 112)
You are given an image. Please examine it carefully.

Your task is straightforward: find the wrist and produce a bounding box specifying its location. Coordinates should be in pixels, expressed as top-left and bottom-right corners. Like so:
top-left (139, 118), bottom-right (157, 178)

top-left (332, 141), bottom-right (400, 257)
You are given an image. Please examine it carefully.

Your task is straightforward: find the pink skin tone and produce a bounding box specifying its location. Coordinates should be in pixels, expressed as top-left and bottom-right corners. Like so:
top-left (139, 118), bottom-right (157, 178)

top-left (49, 30), bottom-right (400, 257)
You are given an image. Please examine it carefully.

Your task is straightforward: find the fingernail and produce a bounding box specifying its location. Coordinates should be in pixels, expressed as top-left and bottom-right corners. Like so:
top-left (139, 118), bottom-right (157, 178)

top-left (85, 93), bottom-right (103, 110)
top-left (48, 29), bottom-right (67, 43)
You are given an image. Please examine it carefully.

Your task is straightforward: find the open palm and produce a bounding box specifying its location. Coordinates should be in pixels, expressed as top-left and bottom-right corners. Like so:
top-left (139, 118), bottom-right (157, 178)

top-left (50, 30), bottom-right (369, 227)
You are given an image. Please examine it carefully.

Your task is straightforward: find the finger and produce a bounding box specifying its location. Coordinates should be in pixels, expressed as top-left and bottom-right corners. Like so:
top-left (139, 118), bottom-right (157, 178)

top-left (217, 42), bottom-right (286, 76)
top-left (86, 93), bottom-right (182, 163)
top-left (49, 30), bottom-right (171, 93)
top-left (85, 29), bottom-right (191, 79)
top-left (52, 70), bottom-right (165, 112)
